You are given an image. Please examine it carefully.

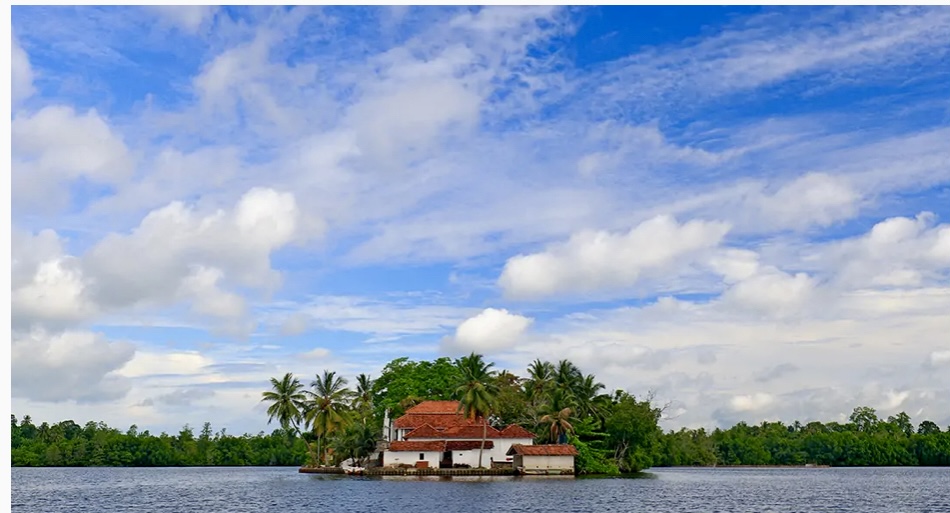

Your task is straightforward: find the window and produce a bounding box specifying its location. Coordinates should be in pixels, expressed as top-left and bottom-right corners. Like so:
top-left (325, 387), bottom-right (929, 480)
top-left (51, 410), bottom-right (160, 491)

top-left (419, 453), bottom-right (424, 460)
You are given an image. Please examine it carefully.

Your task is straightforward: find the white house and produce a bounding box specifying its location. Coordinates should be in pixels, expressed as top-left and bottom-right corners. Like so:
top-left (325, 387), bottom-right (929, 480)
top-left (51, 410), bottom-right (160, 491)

top-left (507, 444), bottom-right (578, 474)
top-left (380, 400), bottom-right (535, 468)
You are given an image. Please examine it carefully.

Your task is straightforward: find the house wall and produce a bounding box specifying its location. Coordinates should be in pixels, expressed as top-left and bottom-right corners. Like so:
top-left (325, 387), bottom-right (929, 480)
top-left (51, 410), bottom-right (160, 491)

top-left (522, 455), bottom-right (574, 470)
top-left (490, 438), bottom-right (534, 463)
top-left (383, 450), bottom-right (441, 468)
top-left (422, 437), bottom-right (535, 467)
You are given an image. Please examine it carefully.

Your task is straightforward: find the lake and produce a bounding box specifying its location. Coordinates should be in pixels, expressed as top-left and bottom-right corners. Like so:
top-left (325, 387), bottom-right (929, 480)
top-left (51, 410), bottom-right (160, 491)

top-left (11, 466), bottom-right (949, 512)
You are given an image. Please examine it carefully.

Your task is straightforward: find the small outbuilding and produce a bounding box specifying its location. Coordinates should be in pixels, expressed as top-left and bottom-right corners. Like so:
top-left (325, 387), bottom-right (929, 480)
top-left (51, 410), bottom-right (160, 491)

top-left (506, 444), bottom-right (579, 475)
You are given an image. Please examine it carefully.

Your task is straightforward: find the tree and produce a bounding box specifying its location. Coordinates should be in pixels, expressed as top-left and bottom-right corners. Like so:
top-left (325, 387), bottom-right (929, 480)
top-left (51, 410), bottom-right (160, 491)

top-left (353, 373), bottom-right (374, 421)
top-left (886, 412), bottom-right (914, 437)
top-left (372, 357), bottom-right (462, 419)
top-left (574, 374), bottom-right (606, 421)
top-left (918, 420), bottom-right (941, 435)
top-left (454, 352), bottom-right (498, 468)
top-left (304, 370), bottom-right (352, 466)
top-left (261, 373), bottom-right (307, 433)
top-left (554, 359), bottom-right (582, 395)
top-left (849, 406), bottom-right (879, 433)
top-left (539, 388), bottom-right (575, 443)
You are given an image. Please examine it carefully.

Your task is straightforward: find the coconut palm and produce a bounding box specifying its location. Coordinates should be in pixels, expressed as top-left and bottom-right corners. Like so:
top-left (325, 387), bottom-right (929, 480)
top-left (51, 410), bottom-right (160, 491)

top-left (524, 359), bottom-right (554, 407)
top-left (455, 352), bottom-right (498, 468)
top-left (262, 373), bottom-right (315, 464)
top-left (304, 370), bottom-right (352, 465)
top-left (574, 374), bottom-right (606, 421)
top-left (353, 373), bottom-right (374, 422)
top-left (540, 388), bottom-right (575, 443)
top-left (261, 372), bottom-right (307, 433)
top-left (554, 359), bottom-right (582, 395)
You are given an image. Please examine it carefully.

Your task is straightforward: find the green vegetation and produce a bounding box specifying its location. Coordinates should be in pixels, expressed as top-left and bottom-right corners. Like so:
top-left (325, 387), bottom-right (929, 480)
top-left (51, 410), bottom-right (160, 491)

top-left (11, 355), bottom-right (950, 470)
top-left (655, 407), bottom-right (950, 467)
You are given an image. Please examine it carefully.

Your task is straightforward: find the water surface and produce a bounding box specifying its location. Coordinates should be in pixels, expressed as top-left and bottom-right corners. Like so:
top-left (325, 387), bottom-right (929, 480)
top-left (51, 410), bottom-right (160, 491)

top-left (12, 466), bottom-right (949, 512)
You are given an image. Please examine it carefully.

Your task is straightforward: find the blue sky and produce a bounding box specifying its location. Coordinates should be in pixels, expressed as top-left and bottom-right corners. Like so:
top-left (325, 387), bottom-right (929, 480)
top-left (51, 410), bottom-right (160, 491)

top-left (11, 6), bottom-right (950, 435)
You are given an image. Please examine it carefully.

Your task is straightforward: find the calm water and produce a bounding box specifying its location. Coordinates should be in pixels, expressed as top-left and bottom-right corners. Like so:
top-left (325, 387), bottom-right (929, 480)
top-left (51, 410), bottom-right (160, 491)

top-left (11, 466), bottom-right (950, 513)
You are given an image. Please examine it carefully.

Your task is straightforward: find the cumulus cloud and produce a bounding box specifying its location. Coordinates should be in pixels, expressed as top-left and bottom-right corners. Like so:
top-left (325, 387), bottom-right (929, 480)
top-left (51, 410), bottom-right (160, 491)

top-left (12, 330), bottom-right (135, 403)
top-left (443, 308), bottom-right (533, 353)
top-left (12, 105), bottom-right (133, 211)
top-left (816, 212), bottom-right (950, 289)
top-left (12, 229), bottom-right (96, 329)
top-left (499, 215), bottom-right (731, 299)
top-left (757, 173), bottom-right (860, 230)
top-left (11, 188), bottom-right (302, 333)
top-left (84, 187), bottom-right (300, 314)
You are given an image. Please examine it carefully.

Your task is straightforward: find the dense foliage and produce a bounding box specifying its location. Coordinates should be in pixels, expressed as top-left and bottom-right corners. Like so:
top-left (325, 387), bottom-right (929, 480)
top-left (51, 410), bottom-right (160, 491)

top-left (12, 356), bottom-right (950, 471)
top-left (654, 408), bottom-right (950, 467)
top-left (11, 417), bottom-right (309, 467)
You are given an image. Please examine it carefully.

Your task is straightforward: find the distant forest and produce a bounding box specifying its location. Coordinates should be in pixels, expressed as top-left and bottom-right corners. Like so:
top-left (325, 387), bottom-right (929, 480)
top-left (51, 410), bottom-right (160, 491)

top-left (12, 356), bottom-right (950, 470)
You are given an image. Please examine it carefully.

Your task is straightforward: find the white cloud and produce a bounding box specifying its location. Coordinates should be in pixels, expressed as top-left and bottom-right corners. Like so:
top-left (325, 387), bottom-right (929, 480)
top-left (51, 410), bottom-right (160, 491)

top-left (12, 330), bottom-right (135, 403)
top-left (280, 313), bottom-right (311, 336)
top-left (13, 105), bottom-right (134, 211)
top-left (84, 187), bottom-right (301, 312)
top-left (12, 36), bottom-right (34, 106)
top-left (118, 350), bottom-right (212, 378)
top-left (816, 212), bottom-right (950, 289)
top-left (720, 268), bottom-right (817, 318)
top-left (445, 308), bottom-right (533, 353)
top-left (757, 173), bottom-right (860, 230)
top-left (730, 393), bottom-right (775, 412)
top-left (927, 350), bottom-right (950, 368)
top-left (146, 5), bottom-right (217, 34)
top-left (499, 215), bottom-right (731, 299)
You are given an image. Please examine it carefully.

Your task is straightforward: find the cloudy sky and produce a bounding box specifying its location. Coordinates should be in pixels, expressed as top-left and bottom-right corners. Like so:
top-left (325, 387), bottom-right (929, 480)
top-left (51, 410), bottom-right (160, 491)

top-left (11, 5), bottom-right (950, 435)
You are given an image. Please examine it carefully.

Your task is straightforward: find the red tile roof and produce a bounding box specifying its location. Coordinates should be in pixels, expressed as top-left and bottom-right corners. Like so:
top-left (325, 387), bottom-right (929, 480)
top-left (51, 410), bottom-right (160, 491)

top-left (403, 424), bottom-right (443, 439)
top-left (394, 413), bottom-right (482, 429)
top-left (445, 440), bottom-right (494, 451)
top-left (440, 425), bottom-right (503, 439)
top-left (404, 400), bottom-right (462, 414)
top-left (498, 425), bottom-right (536, 438)
top-left (388, 441), bottom-right (446, 452)
top-left (506, 444), bottom-right (578, 456)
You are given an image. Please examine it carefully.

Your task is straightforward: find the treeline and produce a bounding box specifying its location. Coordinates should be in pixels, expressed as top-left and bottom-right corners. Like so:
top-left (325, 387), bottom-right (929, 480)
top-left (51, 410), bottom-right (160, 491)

top-left (11, 416), bottom-right (309, 467)
top-left (12, 355), bottom-right (950, 471)
top-left (655, 407), bottom-right (950, 467)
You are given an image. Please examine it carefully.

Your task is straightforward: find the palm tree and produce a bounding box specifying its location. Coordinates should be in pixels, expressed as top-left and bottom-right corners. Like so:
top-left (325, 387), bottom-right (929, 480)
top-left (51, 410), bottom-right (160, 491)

top-left (574, 374), bottom-right (606, 421)
top-left (524, 359), bottom-right (554, 405)
top-left (455, 352), bottom-right (498, 468)
top-left (261, 372), bottom-right (307, 433)
top-left (555, 359), bottom-right (582, 395)
top-left (540, 388), bottom-right (575, 443)
top-left (353, 373), bottom-right (374, 423)
top-left (304, 370), bottom-right (352, 466)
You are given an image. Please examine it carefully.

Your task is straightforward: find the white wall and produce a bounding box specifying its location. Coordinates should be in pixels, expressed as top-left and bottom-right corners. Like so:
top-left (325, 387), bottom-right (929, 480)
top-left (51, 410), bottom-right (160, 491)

top-left (383, 450), bottom-right (441, 468)
top-left (437, 438), bottom-right (535, 467)
top-left (522, 455), bottom-right (574, 470)
top-left (490, 438), bottom-right (534, 463)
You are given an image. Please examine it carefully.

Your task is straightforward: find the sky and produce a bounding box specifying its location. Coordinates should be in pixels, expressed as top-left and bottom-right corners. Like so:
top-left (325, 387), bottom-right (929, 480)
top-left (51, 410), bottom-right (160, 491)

top-left (10, 5), bottom-right (950, 436)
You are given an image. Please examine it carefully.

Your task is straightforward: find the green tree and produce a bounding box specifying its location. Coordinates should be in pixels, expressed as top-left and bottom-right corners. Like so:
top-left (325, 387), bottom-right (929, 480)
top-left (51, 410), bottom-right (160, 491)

top-left (454, 352), bottom-right (498, 468)
top-left (539, 389), bottom-right (575, 444)
top-left (304, 370), bottom-right (352, 466)
top-left (261, 373), bottom-right (308, 433)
